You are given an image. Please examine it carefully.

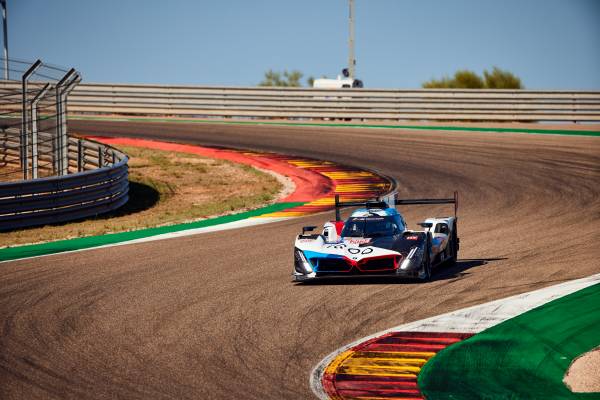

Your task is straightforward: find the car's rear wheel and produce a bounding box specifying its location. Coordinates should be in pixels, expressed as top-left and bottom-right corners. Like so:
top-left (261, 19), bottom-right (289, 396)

top-left (449, 222), bottom-right (458, 265)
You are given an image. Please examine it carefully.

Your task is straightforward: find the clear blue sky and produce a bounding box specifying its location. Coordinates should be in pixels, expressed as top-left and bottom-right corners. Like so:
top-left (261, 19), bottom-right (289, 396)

top-left (9, 0), bottom-right (600, 89)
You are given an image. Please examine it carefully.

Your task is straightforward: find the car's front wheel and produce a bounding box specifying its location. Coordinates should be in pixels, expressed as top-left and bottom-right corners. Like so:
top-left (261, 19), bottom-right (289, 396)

top-left (418, 235), bottom-right (432, 281)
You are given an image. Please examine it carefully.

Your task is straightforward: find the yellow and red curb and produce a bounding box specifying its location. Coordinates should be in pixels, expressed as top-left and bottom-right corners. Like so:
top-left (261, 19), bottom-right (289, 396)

top-left (321, 332), bottom-right (472, 400)
top-left (89, 137), bottom-right (395, 218)
top-left (256, 157), bottom-right (394, 218)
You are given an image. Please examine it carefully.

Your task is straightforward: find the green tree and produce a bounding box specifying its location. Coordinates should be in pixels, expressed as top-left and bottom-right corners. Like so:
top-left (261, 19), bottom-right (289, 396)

top-left (259, 69), bottom-right (304, 87)
top-left (423, 67), bottom-right (523, 89)
top-left (423, 69), bottom-right (484, 89)
top-left (422, 76), bottom-right (453, 89)
top-left (483, 66), bottom-right (523, 89)
top-left (453, 70), bottom-right (485, 88)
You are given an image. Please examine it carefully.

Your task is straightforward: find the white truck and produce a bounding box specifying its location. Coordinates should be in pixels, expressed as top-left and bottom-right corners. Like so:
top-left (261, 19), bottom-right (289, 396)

top-left (312, 68), bottom-right (363, 89)
top-left (313, 75), bottom-right (363, 89)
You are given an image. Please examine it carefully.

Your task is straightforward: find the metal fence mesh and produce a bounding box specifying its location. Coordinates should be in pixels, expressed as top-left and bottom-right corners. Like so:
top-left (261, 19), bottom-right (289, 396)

top-left (0, 58), bottom-right (79, 181)
top-left (0, 59), bottom-right (130, 231)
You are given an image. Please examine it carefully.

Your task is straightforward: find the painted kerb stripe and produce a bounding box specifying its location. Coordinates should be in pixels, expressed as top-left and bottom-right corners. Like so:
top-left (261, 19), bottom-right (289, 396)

top-left (311, 273), bottom-right (600, 399)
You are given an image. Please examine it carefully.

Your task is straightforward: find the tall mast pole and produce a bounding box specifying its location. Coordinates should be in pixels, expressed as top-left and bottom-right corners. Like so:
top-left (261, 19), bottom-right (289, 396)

top-left (348, 0), bottom-right (355, 79)
top-left (1, 0), bottom-right (7, 80)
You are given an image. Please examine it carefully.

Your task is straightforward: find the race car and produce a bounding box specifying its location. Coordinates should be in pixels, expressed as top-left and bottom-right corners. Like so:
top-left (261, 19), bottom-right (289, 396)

top-left (293, 192), bottom-right (459, 282)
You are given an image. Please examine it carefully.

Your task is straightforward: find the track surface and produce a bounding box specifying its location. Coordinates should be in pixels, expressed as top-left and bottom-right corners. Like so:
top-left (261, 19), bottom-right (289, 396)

top-left (1, 121), bottom-right (599, 399)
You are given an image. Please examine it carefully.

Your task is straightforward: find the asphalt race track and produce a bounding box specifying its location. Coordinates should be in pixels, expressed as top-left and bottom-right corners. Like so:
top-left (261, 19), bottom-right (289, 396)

top-left (1, 120), bottom-right (599, 399)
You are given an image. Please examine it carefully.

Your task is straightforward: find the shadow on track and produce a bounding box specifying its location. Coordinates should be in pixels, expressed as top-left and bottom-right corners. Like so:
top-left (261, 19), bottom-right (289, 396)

top-left (1, 180), bottom-right (160, 232)
top-left (295, 258), bottom-right (508, 286)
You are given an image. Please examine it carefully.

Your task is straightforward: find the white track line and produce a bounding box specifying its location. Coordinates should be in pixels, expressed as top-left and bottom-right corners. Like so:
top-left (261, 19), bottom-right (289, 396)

top-left (310, 272), bottom-right (600, 400)
top-left (1, 216), bottom-right (290, 264)
top-left (120, 216), bottom-right (290, 245)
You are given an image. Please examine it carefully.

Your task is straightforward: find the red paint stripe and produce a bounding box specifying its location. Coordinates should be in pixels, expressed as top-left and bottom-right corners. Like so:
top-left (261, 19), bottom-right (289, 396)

top-left (337, 389), bottom-right (422, 398)
top-left (322, 373), bottom-right (338, 396)
top-left (376, 336), bottom-right (463, 345)
top-left (87, 136), bottom-right (334, 203)
top-left (88, 137), bottom-right (394, 220)
top-left (334, 375), bottom-right (418, 383)
top-left (335, 380), bottom-right (418, 390)
top-left (385, 332), bottom-right (472, 339)
top-left (361, 343), bottom-right (448, 352)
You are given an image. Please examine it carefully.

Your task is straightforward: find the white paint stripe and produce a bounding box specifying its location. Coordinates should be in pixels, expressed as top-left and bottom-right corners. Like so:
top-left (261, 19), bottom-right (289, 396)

top-left (121, 216), bottom-right (290, 245)
top-left (1, 216), bottom-right (292, 265)
top-left (310, 272), bottom-right (600, 400)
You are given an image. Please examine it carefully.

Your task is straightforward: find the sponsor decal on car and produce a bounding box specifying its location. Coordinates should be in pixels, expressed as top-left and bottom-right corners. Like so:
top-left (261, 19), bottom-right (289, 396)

top-left (344, 238), bottom-right (372, 245)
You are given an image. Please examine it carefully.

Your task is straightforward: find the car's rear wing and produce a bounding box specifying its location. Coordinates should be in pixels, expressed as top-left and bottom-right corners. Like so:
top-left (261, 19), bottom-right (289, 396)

top-left (333, 191), bottom-right (458, 221)
top-left (333, 195), bottom-right (388, 221)
top-left (395, 191), bottom-right (458, 218)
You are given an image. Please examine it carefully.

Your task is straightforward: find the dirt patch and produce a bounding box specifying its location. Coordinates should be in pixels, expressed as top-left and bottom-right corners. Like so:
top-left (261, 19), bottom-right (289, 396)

top-left (564, 347), bottom-right (600, 393)
top-left (0, 145), bottom-right (283, 247)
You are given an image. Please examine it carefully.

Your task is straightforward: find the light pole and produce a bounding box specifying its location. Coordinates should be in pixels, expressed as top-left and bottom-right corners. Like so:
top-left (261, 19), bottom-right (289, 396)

top-left (1, 0), bottom-right (7, 80)
top-left (348, 0), bottom-right (355, 80)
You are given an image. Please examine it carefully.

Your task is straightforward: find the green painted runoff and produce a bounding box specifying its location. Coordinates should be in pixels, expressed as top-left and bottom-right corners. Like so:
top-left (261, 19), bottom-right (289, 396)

top-left (418, 283), bottom-right (600, 399)
top-left (0, 202), bottom-right (304, 262)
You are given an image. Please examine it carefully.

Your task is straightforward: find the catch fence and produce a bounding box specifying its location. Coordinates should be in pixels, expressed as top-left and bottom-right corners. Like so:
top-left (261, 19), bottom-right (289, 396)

top-left (0, 59), bottom-right (129, 230)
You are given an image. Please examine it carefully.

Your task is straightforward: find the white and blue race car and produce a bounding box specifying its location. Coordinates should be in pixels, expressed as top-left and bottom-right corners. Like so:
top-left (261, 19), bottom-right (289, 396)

top-left (293, 193), bottom-right (459, 282)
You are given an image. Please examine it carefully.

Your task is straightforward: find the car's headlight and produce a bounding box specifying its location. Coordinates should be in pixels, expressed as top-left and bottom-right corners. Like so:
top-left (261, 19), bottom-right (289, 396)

top-left (294, 249), bottom-right (313, 274)
top-left (400, 246), bottom-right (423, 270)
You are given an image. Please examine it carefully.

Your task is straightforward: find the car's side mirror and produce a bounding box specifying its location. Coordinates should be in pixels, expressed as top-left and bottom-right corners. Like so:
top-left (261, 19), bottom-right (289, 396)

top-left (302, 226), bottom-right (317, 235)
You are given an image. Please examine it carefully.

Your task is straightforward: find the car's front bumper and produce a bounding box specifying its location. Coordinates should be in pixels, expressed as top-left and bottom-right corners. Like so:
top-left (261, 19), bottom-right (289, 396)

top-left (293, 268), bottom-right (420, 282)
top-left (293, 248), bottom-right (425, 282)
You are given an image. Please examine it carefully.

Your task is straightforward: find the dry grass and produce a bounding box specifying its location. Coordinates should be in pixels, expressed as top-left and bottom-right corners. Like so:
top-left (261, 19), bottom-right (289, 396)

top-left (0, 145), bottom-right (282, 247)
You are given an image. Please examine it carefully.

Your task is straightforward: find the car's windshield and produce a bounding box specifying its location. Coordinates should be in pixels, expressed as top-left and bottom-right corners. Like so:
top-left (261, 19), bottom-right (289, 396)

top-left (341, 216), bottom-right (401, 238)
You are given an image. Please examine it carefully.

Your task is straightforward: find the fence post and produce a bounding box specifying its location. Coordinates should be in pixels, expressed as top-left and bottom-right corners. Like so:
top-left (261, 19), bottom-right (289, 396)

top-left (0, 126), bottom-right (6, 167)
top-left (98, 146), bottom-right (104, 168)
top-left (30, 83), bottom-right (50, 179)
top-left (77, 138), bottom-right (83, 172)
top-left (21, 59), bottom-right (42, 180)
top-left (54, 68), bottom-right (76, 176)
top-left (60, 74), bottom-right (80, 175)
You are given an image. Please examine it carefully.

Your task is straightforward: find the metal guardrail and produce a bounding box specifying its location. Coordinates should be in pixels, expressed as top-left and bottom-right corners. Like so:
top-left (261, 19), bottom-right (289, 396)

top-left (0, 59), bottom-right (130, 231)
top-left (0, 137), bottom-right (128, 230)
top-left (65, 83), bottom-right (600, 122)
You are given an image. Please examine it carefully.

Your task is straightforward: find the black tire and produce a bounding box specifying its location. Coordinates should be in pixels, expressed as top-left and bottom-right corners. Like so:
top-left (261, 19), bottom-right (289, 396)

top-left (418, 234), bottom-right (432, 281)
top-left (449, 222), bottom-right (458, 265)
